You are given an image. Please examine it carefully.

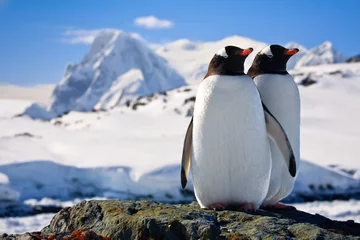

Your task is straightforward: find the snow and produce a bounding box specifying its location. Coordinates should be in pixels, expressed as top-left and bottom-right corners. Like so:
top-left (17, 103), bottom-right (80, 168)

top-left (0, 90), bottom-right (195, 202)
top-left (294, 199), bottom-right (360, 223)
top-left (0, 213), bottom-right (54, 234)
top-left (295, 41), bottom-right (346, 68)
top-left (292, 63), bottom-right (360, 169)
top-left (0, 100), bottom-right (33, 119)
top-left (95, 68), bottom-right (147, 110)
top-left (289, 160), bottom-right (359, 201)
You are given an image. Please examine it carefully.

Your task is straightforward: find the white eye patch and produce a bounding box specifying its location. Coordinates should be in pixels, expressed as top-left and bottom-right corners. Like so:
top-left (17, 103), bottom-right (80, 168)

top-left (216, 48), bottom-right (228, 58)
top-left (260, 46), bottom-right (273, 58)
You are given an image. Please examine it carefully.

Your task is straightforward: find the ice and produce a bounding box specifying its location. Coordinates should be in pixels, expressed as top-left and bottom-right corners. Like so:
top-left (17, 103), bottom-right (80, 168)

top-left (0, 173), bottom-right (19, 203)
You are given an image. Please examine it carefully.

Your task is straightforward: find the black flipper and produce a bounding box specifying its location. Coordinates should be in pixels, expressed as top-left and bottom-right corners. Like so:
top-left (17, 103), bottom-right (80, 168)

top-left (263, 103), bottom-right (297, 177)
top-left (181, 117), bottom-right (193, 188)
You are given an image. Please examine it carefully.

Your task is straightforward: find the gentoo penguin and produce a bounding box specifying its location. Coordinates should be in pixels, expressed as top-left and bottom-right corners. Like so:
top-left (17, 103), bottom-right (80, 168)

top-left (247, 45), bottom-right (300, 208)
top-left (181, 46), bottom-right (296, 211)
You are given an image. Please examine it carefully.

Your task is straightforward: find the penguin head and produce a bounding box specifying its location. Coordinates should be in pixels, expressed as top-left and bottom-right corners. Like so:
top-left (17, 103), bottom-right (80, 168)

top-left (254, 45), bottom-right (299, 73)
top-left (206, 46), bottom-right (253, 77)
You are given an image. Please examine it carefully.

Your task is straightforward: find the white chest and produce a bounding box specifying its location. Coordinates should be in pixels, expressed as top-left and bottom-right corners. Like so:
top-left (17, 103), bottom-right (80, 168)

top-left (191, 75), bottom-right (271, 208)
top-left (254, 73), bottom-right (301, 160)
top-left (254, 73), bottom-right (301, 204)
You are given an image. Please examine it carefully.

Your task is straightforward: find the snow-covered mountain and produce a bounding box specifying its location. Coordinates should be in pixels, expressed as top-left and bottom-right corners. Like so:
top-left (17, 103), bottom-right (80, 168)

top-left (156, 38), bottom-right (348, 84)
top-left (21, 31), bottom-right (349, 119)
top-left (295, 41), bottom-right (346, 68)
top-left (31, 30), bottom-right (185, 118)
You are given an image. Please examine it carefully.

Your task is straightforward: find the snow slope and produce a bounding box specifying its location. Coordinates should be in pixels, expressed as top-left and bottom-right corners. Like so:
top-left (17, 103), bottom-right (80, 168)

top-left (24, 30), bottom-right (185, 118)
top-left (0, 100), bottom-right (33, 120)
top-left (295, 41), bottom-right (346, 68)
top-left (292, 63), bottom-right (360, 169)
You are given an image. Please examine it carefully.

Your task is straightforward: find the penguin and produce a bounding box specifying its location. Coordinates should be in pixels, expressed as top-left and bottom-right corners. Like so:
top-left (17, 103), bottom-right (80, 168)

top-left (247, 44), bottom-right (300, 209)
top-left (181, 46), bottom-right (296, 211)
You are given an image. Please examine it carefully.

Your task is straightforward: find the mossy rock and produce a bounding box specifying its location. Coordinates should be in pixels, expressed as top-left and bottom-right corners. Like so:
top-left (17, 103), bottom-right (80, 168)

top-left (2, 200), bottom-right (360, 240)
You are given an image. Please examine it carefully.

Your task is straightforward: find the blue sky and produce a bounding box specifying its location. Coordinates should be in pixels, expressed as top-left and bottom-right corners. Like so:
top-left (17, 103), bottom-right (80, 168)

top-left (0, 0), bottom-right (359, 85)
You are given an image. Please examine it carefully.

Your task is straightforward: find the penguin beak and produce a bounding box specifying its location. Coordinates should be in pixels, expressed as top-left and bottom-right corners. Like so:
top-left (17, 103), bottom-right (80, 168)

top-left (284, 48), bottom-right (299, 55)
top-left (239, 48), bottom-right (253, 56)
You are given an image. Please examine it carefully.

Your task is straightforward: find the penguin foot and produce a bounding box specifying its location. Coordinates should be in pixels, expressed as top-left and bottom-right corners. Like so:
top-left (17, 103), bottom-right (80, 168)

top-left (239, 203), bottom-right (256, 212)
top-left (209, 203), bottom-right (226, 211)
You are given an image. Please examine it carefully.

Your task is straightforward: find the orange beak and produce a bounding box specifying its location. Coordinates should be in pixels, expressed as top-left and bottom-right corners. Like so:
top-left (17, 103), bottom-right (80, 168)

top-left (284, 48), bottom-right (299, 55)
top-left (239, 48), bottom-right (253, 56)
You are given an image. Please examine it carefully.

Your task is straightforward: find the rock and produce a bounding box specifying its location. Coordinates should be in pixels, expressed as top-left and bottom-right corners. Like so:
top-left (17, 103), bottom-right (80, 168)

top-left (298, 75), bottom-right (318, 87)
top-left (0, 203), bottom-right (62, 218)
top-left (347, 55), bottom-right (360, 63)
top-left (2, 200), bottom-right (360, 239)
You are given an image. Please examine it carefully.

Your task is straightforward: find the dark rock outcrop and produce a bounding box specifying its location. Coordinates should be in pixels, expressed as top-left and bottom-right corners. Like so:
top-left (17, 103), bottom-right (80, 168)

top-left (347, 55), bottom-right (360, 63)
top-left (2, 200), bottom-right (360, 240)
top-left (298, 75), bottom-right (318, 87)
top-left (0, 203), bottom-right (62, 218)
